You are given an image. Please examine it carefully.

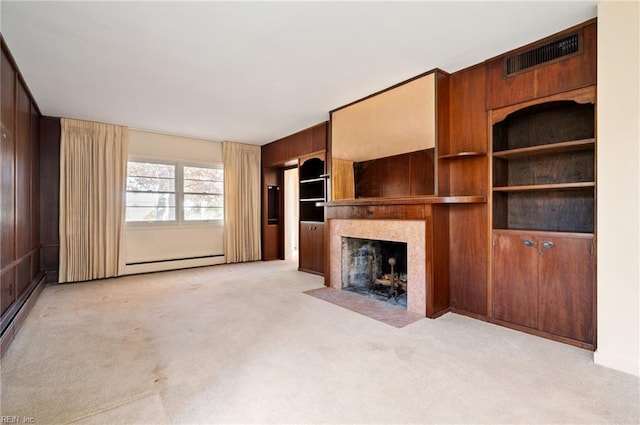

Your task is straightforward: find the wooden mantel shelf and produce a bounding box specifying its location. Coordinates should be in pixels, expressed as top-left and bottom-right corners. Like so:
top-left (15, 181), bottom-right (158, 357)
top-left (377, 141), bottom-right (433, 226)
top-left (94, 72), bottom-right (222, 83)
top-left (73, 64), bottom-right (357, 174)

top-left (322, 195), bottom-right (486, 208)
top-left (322, 196), bottom-right (486, 221)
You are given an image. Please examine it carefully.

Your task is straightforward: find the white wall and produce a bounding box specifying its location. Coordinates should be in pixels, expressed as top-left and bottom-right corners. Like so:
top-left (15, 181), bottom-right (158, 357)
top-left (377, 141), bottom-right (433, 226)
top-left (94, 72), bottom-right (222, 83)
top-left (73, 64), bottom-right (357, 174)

top-left (120, 130), bottom-right (226, 275)
top-left (595, 1), bottom-right (640, 376)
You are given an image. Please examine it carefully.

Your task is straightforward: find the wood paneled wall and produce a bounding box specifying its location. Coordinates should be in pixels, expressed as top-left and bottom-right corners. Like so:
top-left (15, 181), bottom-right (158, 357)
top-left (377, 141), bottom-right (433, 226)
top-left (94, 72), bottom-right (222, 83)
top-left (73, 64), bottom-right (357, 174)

top-left (39, 117), bottom-right (61, 283)
top-left (1, 36), bottom-right (47, 353)
top-left (261, 122), bottom-right (327, 261)
top-left (445, 63), bottom-right (490, 319)
top-left (354, 149), bottom-right (435, 198)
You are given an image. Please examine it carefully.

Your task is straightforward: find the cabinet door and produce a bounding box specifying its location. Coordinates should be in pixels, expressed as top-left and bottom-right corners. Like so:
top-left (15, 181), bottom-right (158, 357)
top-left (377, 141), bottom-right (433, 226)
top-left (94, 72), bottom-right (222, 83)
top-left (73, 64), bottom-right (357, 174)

top-left (538, 236), bottom-right (594, 343)
top-left (492, 232), bottom-right (538, 329)
top-left (312, 222), bottom-right (324, 274)
top-left (299, 222), bottom-right (315, 272)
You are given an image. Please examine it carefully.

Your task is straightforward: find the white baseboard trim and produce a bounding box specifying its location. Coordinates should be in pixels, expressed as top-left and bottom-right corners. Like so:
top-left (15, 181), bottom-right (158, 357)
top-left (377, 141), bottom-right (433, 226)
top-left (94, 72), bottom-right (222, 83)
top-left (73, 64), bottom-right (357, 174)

top-left (594, 350), bottom-right (640, 377)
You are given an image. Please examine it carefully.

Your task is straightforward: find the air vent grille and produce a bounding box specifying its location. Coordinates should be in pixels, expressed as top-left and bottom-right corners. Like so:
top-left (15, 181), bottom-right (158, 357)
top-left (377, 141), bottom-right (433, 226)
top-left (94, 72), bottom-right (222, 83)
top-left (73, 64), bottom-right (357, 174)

top-left (505, 33), bottom-right (579, 76)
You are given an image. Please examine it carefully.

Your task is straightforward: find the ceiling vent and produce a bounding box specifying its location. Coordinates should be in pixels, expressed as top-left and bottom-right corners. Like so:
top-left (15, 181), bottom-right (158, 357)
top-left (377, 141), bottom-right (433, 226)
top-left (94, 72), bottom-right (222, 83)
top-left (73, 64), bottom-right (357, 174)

top-left (505, 33), bottom-right (580, 76)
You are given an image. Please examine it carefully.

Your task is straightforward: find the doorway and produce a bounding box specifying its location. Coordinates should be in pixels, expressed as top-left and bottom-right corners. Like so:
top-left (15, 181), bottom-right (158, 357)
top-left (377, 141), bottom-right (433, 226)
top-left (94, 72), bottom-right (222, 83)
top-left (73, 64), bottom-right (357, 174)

top-left (284, 167), bottom-right (299, 261)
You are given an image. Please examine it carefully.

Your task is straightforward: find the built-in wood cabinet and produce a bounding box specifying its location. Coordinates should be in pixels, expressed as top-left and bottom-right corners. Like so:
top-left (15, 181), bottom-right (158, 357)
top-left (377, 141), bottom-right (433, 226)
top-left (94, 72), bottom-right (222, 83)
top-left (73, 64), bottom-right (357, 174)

top-left (299, 222), bottom-right (324, 275)
top-left (298, 153), bottom-right (326, 275)
top-left (299, 154), bottom-right (326, 223)
top-left (493, 231), bottom-right (594, 346)
top-left (490, 85), bottom-right (596, 349)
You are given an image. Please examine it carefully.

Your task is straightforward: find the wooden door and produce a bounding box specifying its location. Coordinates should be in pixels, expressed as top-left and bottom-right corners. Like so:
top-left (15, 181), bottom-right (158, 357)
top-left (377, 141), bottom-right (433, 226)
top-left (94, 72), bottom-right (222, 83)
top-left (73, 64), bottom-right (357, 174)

top-left (538, 235), bottom-right (594, 343)
top-left (492, 232), bottom-right (539, 329)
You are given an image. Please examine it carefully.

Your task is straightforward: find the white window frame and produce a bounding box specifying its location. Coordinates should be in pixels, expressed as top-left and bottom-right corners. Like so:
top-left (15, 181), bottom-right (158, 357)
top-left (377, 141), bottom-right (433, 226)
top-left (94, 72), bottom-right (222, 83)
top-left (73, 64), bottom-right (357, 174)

top-left (125, 158), bottom-right (224, 227)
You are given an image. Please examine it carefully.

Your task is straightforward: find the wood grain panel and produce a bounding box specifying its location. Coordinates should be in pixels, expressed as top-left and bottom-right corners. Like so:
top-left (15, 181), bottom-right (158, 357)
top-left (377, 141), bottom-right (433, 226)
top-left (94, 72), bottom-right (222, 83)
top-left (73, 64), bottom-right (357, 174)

top-left (0, 267), bottom-right (15, 315)
top-left (447, 64), bottom-right (488, 155)
top-left (1, 48), bottom-right (16, 268)
top-left (431, 205), bottom-right (450, 315)
top-left (536, 22), bottom-right (596, 99)
top-left (16, 256), bottom-right (30, 297)
top-left (486, 20), bottom-right (596, 110)
top-left (538, 235), bottom-right (594, 343)
top-left (30, 105), bottom-right (40, 250)
top-left (15, 82), bottom-right (31, 258)
top-left (39, 117), bottom-right (61, 253)
top-left (492, 231), bottom-right (539, 329)
top-left (449, 204), bottom-right (488, 316)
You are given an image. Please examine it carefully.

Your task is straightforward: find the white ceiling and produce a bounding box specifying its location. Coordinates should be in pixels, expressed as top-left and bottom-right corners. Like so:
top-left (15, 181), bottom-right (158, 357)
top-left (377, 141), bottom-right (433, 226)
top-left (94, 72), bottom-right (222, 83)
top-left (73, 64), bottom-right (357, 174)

top-left (1, 1), bottom-right (597, 145)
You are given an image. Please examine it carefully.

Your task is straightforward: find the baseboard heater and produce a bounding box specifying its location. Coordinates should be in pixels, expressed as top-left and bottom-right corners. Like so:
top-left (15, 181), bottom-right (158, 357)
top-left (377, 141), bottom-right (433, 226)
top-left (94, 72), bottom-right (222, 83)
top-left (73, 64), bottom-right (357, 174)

top-left (126, 254), bottom-right (224, 266)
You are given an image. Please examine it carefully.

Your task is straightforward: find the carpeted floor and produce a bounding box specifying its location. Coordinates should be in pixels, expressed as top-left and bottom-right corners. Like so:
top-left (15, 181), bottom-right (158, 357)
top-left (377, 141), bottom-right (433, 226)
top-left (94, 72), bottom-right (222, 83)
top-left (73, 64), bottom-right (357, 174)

top-left (1, 260), bottom-right (638, 424)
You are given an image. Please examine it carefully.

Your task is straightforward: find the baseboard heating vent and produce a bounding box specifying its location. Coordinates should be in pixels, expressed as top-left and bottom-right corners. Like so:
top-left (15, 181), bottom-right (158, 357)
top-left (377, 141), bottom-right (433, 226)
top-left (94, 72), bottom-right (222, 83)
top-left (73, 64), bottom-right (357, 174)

top-left (505, 33), bottom-right (579, 76)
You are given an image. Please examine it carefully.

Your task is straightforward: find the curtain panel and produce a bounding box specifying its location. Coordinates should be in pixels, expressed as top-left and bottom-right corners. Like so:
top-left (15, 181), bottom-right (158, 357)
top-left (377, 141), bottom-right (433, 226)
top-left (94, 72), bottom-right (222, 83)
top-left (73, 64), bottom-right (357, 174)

top-left (59, 118), bottom-right (128, 282)
top-left (223, 142), bottom-right (261, 263)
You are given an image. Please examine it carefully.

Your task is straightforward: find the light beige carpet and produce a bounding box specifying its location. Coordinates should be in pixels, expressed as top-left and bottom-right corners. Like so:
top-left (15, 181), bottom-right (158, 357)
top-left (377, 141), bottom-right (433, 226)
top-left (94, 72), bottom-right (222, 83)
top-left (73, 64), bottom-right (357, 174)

top-left (1, 260), bottom-right (638, 424)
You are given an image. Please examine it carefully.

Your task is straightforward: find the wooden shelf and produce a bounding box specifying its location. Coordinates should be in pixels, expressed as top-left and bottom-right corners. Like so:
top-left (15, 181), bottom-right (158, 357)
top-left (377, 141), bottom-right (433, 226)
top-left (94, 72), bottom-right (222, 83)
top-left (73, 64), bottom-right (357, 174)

top-left (300, 198), bottom-right (325, 202)
top-left (438, 151), bottom-right (486, 160)
top-left (493, 182), bottom-right (594, 192)
top-left (493, 138), bottom-right (594, 159)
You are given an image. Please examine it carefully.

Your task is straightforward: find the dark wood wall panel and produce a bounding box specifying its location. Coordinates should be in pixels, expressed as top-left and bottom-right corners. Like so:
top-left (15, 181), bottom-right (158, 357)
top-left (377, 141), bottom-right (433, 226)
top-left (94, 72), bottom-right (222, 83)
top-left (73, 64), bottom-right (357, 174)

top-left (30, 107), bottom-right (40, 251)
top-left (1, 37), bottom-right (46, 349)
top-left (449, 204), bottom-right (488, 316)
top-left (1, 48), bottom-right (16, 269)
top-left (39, 117), bottom-right (61, 280)
top-left (445, 62), bottom-right (490, 318)
top-left (486, 20), bottom-right (597, 110)
top-left (262, 122), bottom-right (327, 167)
top-left (0, 268), bottom-right (15, 316)
top-left (354, 149), bottom-right (435, 198)
top-left (15, 83), bottom-right (32, 259)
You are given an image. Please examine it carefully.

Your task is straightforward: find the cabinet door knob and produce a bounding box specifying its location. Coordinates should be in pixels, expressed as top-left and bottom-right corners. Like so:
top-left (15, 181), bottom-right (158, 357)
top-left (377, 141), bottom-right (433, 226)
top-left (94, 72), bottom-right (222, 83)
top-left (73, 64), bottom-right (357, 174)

top-left (541, 241), bottom-right (554, 249)
top-left (523, 239), bottom-right (535, 247)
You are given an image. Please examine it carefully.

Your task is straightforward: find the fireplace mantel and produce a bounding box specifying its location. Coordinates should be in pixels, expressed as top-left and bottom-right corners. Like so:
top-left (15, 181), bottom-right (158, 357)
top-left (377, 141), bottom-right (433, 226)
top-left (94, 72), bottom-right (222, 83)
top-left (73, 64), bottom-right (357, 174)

top-left (324, 195), bottom-right (485, 207)
top-left (324, 196), bottom-right (486, 318)
top-left (323, 195), bottom-right (485, 221)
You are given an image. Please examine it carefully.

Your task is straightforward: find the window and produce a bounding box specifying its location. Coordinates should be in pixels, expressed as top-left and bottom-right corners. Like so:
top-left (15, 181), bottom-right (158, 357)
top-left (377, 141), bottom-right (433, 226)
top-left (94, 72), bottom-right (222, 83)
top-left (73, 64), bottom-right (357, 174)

top-left (183, 165), bottom-right (224, 221)
top-left (126, 161), bottom-right (224, 223)
top-left (126, 161), bottom-right (176, 222)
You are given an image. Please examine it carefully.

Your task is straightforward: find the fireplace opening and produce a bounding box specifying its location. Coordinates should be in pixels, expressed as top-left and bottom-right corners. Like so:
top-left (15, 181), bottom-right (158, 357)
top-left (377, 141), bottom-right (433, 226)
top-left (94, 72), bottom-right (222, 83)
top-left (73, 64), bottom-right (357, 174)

top-left (341, 237), bottom-right (408, 308)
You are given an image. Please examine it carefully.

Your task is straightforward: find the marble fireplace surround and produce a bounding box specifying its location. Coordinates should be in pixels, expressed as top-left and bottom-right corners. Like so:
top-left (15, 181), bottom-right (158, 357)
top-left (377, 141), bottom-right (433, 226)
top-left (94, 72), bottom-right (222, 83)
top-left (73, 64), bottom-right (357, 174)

top-left (329, 219), bottom-right (426, 316)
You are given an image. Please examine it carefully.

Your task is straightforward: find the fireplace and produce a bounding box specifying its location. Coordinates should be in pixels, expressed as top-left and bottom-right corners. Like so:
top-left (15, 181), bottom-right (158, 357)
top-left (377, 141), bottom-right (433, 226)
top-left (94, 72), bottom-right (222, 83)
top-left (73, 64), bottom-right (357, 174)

top-left (328, 219), bottom-right (427, 316)
top-left (342, 237), bottom-right (408, 307)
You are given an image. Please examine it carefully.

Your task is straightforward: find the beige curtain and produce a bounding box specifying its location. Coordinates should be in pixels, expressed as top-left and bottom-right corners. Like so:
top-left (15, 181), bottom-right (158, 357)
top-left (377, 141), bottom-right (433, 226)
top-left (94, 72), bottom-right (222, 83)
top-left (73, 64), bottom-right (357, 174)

top-left (59, 118), bottom-right (128, 282)
top-left (223, 142), bottom-right (261, 263)
top-left (331, 157), bottom-right (355, 200)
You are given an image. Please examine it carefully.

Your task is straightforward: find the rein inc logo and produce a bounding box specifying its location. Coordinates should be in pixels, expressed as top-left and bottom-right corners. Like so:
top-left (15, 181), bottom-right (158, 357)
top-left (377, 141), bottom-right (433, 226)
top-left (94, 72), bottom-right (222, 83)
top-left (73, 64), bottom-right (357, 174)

top-left (1, 417), bottom-right (35, 424)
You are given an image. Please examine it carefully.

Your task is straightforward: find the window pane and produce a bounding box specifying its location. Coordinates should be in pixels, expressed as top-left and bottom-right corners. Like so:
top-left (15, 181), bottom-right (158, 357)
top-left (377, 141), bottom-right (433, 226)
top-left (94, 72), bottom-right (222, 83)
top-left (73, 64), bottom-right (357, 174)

top-left (127, 176), bottom-right (175, 192)
top-left (126, 192), bottom-right (176, 221)
top-left (184, 180), bottom-right (223, 194)
top-left (128, 162), bottom-right (175, 178)
top-left (184, 194), bottom-right (223, 221)
top-left (184, 194), bottom-right (223, 208)
top-left (184, 166), bottom-right (223, 182)
top-left (184, 207), bottom-right (223, 221)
